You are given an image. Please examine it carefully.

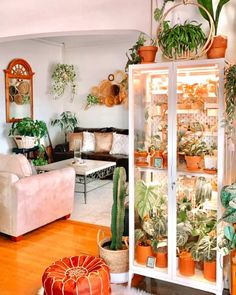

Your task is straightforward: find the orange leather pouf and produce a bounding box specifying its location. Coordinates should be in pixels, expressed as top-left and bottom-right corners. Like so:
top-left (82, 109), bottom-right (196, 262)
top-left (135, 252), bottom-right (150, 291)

top-left (42, 256), bottom-right (110, 295)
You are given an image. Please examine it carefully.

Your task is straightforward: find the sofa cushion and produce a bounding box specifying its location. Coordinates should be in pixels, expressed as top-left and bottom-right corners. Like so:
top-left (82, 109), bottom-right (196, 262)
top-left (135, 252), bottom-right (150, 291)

top-left (94, 132), bottom-right (113, 153)
top-left (0, 153), bottom-right (32, 178)
top-left (110, 133), bottom-right (129, 155)
top-left (68, 132), bottom-right (83, 151)
top-left (82, 132), bottom-right (95, 152)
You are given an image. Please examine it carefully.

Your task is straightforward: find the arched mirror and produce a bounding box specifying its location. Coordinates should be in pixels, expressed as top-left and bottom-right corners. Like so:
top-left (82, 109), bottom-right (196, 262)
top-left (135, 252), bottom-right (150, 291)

top-left (5, 58), bottom-right (34, 123)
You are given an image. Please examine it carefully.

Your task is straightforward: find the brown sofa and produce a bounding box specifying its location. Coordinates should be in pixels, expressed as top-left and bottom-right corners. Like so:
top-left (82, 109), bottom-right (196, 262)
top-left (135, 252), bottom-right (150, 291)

top-left (53, 127), bottom-right (129, 180)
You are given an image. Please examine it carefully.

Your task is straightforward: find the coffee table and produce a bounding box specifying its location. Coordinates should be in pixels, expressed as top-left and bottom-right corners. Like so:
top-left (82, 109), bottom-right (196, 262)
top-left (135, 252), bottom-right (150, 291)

top-left (36, 159), bottom-right (116, 204)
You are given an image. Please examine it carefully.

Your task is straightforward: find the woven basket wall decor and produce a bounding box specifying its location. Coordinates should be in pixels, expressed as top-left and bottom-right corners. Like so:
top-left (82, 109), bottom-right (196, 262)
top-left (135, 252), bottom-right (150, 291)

top-left (157, 0), bottom-right (215, 60)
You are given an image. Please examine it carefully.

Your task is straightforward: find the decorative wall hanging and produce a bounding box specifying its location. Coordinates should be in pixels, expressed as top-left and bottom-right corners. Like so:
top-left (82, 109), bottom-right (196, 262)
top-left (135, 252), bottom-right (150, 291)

top-left (50, 63), bottom-right (77, 102)
top-left (85, 70), bottom-right (128, 110)
top-left (5, 58), bottom-right (34, 123)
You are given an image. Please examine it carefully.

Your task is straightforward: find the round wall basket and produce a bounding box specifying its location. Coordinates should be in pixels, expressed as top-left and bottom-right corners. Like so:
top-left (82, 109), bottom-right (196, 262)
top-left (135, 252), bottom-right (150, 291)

top-left (157, 1), bottom-right (215, 60)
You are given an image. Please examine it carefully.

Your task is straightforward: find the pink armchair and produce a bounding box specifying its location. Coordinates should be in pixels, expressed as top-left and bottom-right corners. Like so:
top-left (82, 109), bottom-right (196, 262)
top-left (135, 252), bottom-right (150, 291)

top-left (0, 153), bottom-right (75, 241)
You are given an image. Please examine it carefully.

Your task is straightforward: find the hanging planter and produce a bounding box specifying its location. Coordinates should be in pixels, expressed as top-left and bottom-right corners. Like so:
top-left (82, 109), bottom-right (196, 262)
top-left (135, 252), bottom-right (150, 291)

top-left (51, 63), bottom-right (77, 102)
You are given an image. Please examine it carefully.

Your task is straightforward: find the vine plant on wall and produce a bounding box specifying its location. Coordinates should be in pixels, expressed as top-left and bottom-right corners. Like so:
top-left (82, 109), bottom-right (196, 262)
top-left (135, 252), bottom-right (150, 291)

top-left (50, 63), bottom-right (77, 102)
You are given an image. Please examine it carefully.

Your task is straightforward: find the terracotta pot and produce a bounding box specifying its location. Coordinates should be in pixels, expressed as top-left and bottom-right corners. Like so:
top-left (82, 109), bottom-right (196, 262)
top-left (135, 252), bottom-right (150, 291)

top-left (135, 243), bottom-right (153, 265)
top-left (185, 156), bottom-right (202, 171)
top-left (179, 252), bottom-right (195, 276)
top-left (207, 35), bottom-right (227, 59)
top-left (138, 46), bottom-right (157, 64)
top-left (203, 260), bottom-right (216, 282)
top-left (231, 250), bottom-right (236, 295)
top-left (156, 251), bottom-right (168, 268)
top-left (162, 153), bottom-right (168, 168)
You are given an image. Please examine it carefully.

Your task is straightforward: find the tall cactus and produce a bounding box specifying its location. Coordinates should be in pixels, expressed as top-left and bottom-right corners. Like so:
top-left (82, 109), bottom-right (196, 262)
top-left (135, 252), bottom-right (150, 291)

top-left (110, 167), bottom-right (127, 250)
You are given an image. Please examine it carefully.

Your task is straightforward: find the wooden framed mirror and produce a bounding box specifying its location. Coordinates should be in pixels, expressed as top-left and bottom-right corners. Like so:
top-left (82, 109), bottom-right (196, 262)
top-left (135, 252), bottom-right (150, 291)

top-left (5, 58), bottom-right (34, 123)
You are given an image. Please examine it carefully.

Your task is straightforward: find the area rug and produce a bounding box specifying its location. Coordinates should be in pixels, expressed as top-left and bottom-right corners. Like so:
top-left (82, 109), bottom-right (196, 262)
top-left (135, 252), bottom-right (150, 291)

top-left (38, 284), bottom-right (152, 294)
top-left (70, 179), bottom-right (113, 227)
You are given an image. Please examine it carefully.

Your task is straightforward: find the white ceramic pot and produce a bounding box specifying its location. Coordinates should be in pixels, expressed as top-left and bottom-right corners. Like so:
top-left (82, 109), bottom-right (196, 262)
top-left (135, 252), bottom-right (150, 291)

top-left (204, 155), bottom-right (217, 170)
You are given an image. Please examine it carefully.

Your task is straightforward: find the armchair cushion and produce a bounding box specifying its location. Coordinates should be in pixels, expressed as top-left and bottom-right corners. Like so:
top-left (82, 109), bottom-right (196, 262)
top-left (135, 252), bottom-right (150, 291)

top-left (0, 153), bottom-right (32, 178)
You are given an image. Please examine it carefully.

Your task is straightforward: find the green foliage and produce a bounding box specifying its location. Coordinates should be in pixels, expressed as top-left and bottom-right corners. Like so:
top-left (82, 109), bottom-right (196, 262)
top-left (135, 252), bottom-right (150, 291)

top-left (154, 0), bottom-right (175, 22)
top-left (191, 234), bottom-right (217, 262)
top-left (125, 33), bottom-right (146, 71)
top-left (222, 64), bottom-right (236, 138)
top-left (32, 157), bottom-right (48, 166)
top-left (110, 167), bottom-right (127, 250)
top-left (135, 180), bottom-right (158, 220)
top-left (9, 117), bottom-right (47, 145)
top-left (197, 0), bottom-right (230, 35)
top-left (51, 63), bottom-right (77, 101)
top-left (158, 20), bottom-right (207, 59)
top-left (86, 94), bottom-right (99, 106)
top-left (195, 177), bottom-right (212, 205)
top-left (179, 137), bottom-right (207, 156)
top-left (51, 111), bottom-right (78, 142)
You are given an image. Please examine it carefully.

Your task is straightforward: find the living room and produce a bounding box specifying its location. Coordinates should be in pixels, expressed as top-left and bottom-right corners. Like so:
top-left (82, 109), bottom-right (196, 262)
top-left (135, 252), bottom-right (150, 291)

top-left (0, 0), bottom-right (236, 294)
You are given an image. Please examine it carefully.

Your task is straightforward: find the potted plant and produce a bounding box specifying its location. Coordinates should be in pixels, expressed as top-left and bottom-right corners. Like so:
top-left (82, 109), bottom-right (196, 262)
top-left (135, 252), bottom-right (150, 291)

top-left (158, 20), bottom-right (207, 60)
top-left (151, 195), bottom-right (168, 268)
top-left (204, 143), bottom-right (217, 171)
top-left (97, 167), bottom-right (129, 283)
top-left (180, 137), bottom-right (207, 171)
top-left (197, 0), bottom-right (230, 59)
top-left (223, 64), bottom-right (236, 139)
top-left (51, 111), bottom-right (78, 143)
top-left (9, 117), bottom-right (47, 149)
top-left (125, 33), bottom-right (157, 70)
top-left (51, 63), bottom-right (77, 102)
top-left (135, 227), bottom-right (153, 265)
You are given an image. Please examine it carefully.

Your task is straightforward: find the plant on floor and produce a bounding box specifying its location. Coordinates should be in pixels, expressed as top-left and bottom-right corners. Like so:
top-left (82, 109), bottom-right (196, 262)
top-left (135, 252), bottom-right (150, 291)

top-left (222, 63), bottom-right (236, 138)
top-left (51, 63), bottom-right (77, 102)
top-left (51, 111), bottom-right (78, 143)
top-left (110, 166), bottom-right (127, 250)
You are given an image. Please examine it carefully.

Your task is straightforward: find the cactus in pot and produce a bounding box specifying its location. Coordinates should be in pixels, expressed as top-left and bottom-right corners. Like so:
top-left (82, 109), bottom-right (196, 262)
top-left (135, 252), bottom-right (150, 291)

top-left (110, 166), bottom-right (127, 250)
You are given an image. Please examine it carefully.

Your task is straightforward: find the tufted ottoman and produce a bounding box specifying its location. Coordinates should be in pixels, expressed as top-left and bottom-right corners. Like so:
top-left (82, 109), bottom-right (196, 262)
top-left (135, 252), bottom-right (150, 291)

top-left (42, 255), bottom-right (110, 295)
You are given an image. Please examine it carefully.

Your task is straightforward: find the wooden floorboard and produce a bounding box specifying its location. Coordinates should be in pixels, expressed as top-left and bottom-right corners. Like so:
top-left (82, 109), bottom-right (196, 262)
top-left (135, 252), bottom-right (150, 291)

top-left (0, 219), bottom-right (110, 295)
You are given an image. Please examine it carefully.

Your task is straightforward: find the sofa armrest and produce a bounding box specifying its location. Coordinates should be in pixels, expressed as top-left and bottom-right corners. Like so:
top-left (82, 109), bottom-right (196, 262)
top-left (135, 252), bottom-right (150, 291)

top-left (54, 143), bottom-right (69, 153)
top-left (0, 172), bottom-right (19, 204)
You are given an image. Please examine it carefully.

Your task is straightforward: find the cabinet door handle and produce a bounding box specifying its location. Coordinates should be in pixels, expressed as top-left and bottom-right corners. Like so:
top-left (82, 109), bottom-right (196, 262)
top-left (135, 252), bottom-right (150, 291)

top-left (171, 182), bottom-right (176, 190)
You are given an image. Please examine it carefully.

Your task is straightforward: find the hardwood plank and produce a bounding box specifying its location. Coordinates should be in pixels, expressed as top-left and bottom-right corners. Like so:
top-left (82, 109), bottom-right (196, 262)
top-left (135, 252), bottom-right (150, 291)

top-left (0, 220), bottom-right (110, 295)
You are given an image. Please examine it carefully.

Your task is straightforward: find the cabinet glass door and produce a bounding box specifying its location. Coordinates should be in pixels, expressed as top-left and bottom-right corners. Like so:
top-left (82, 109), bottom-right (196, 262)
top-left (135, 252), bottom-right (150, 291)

top-left (174, 62), bottom-right (223, 291)
top-left (130, 64), bottom-right (171, 278)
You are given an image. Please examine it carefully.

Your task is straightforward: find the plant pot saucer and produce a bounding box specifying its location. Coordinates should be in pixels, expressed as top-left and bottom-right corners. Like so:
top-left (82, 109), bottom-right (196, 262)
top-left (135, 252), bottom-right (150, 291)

top-left (203, 168), bottom-right (217, 175)
top-left (186, 168), bottom-right (201, 172)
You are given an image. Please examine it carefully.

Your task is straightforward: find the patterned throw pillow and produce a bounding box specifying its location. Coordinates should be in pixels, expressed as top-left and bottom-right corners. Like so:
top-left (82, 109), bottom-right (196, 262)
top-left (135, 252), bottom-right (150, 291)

top-left (95, 132), bottom-right (114, 153)
top-left (68, 132), bottom-right (83, 151)
top-left (81, 131), bottom-right (95, 152)
top-left (110, 133), bottom-right (129, 155)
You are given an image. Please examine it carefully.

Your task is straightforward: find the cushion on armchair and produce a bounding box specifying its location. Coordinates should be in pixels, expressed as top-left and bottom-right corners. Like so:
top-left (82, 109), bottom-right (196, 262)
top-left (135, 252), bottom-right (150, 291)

top-left (0, 153), bottom-right (32, 178)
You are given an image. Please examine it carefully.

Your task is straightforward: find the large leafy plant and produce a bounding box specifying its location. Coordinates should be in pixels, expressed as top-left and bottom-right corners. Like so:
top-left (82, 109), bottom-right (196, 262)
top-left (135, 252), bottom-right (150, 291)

top-left (51, 111), bottom-right (78, 143)
top-left (197, 0), bottom-right (230, 35)
top-left (179, 137), bottom-right (207, 156)
top-left (158, 20), bottom-right (206, 59)
top-left (191, 234), bottom-right (217, 262)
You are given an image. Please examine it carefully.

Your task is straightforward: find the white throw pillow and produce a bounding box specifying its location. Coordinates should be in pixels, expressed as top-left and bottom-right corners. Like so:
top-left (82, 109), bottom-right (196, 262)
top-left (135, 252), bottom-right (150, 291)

top-left (81, 131), bottom-right (95, 152)
top-left (110, 133), bottom-right (129, 155)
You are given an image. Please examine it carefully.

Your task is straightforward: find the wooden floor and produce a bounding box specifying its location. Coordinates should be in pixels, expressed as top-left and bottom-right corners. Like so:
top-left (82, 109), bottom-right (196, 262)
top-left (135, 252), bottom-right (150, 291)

top-left (0, 220), bottom-right (110, 295)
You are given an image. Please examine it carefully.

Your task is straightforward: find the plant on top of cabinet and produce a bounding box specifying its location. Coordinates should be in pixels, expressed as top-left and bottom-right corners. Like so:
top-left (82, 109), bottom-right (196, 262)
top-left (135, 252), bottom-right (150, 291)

top-left (223, 64), bottom-right (236, 139)
top-left (197, 0), bottom-right (230, 58)
top-left (158, 20), bottom-right (207, 60)
top-left (51, 64), bottom-right (77, 102)
top-left (51, 111), bottom-right (78, 143)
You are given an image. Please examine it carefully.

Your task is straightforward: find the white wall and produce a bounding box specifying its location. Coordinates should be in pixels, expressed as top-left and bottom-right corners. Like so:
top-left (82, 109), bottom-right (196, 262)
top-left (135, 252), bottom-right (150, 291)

top-left (63, 37), bottom-right (139, 128)
top-left (0, 40), bottom-right (63, 154)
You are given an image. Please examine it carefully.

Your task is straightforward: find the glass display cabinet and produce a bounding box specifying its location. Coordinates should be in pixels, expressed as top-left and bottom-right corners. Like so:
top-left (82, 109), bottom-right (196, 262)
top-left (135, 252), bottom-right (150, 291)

top-left (128, 59), bottom-right (227, 294)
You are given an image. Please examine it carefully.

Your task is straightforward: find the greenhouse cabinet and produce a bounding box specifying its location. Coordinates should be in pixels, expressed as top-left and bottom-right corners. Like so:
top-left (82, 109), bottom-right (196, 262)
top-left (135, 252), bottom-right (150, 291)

top-left (128, 59), bottom-right (227, 295)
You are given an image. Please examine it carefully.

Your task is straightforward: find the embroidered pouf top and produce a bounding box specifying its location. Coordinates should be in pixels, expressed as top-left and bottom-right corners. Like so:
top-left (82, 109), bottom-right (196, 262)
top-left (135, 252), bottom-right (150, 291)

top-left (42, 256), bottom-right (110, 295)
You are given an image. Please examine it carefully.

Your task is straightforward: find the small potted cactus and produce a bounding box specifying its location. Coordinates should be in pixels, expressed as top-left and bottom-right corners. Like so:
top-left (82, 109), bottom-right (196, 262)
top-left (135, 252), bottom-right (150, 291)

top-left (97, 167), bottom-right (129, 283)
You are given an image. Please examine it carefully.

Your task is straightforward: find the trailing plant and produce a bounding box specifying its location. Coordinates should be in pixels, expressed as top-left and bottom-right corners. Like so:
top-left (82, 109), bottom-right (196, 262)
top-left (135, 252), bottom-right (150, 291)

top-left (154, 0), bottom-right (175, 22)
top-left (51, 63), bottom-right (77, 101)
top-left (85, 94), bottom-right (99, 109)
top-left (9, 117), bottom-right (47, 145)
top-left (51, 111), bottom-right (78, 143)
top-left (197, 0), bottom-right (230, 35)
top-left (158, 20), bottom-right (207, 59)
top-left (32, 146), bottom-right (48, 166)
top-left (222, 64), bottom-right (236, 138)
top-left (110, 167), bottom-right (127, 250)
top-left (125, 33), bottom-right (146, 71)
